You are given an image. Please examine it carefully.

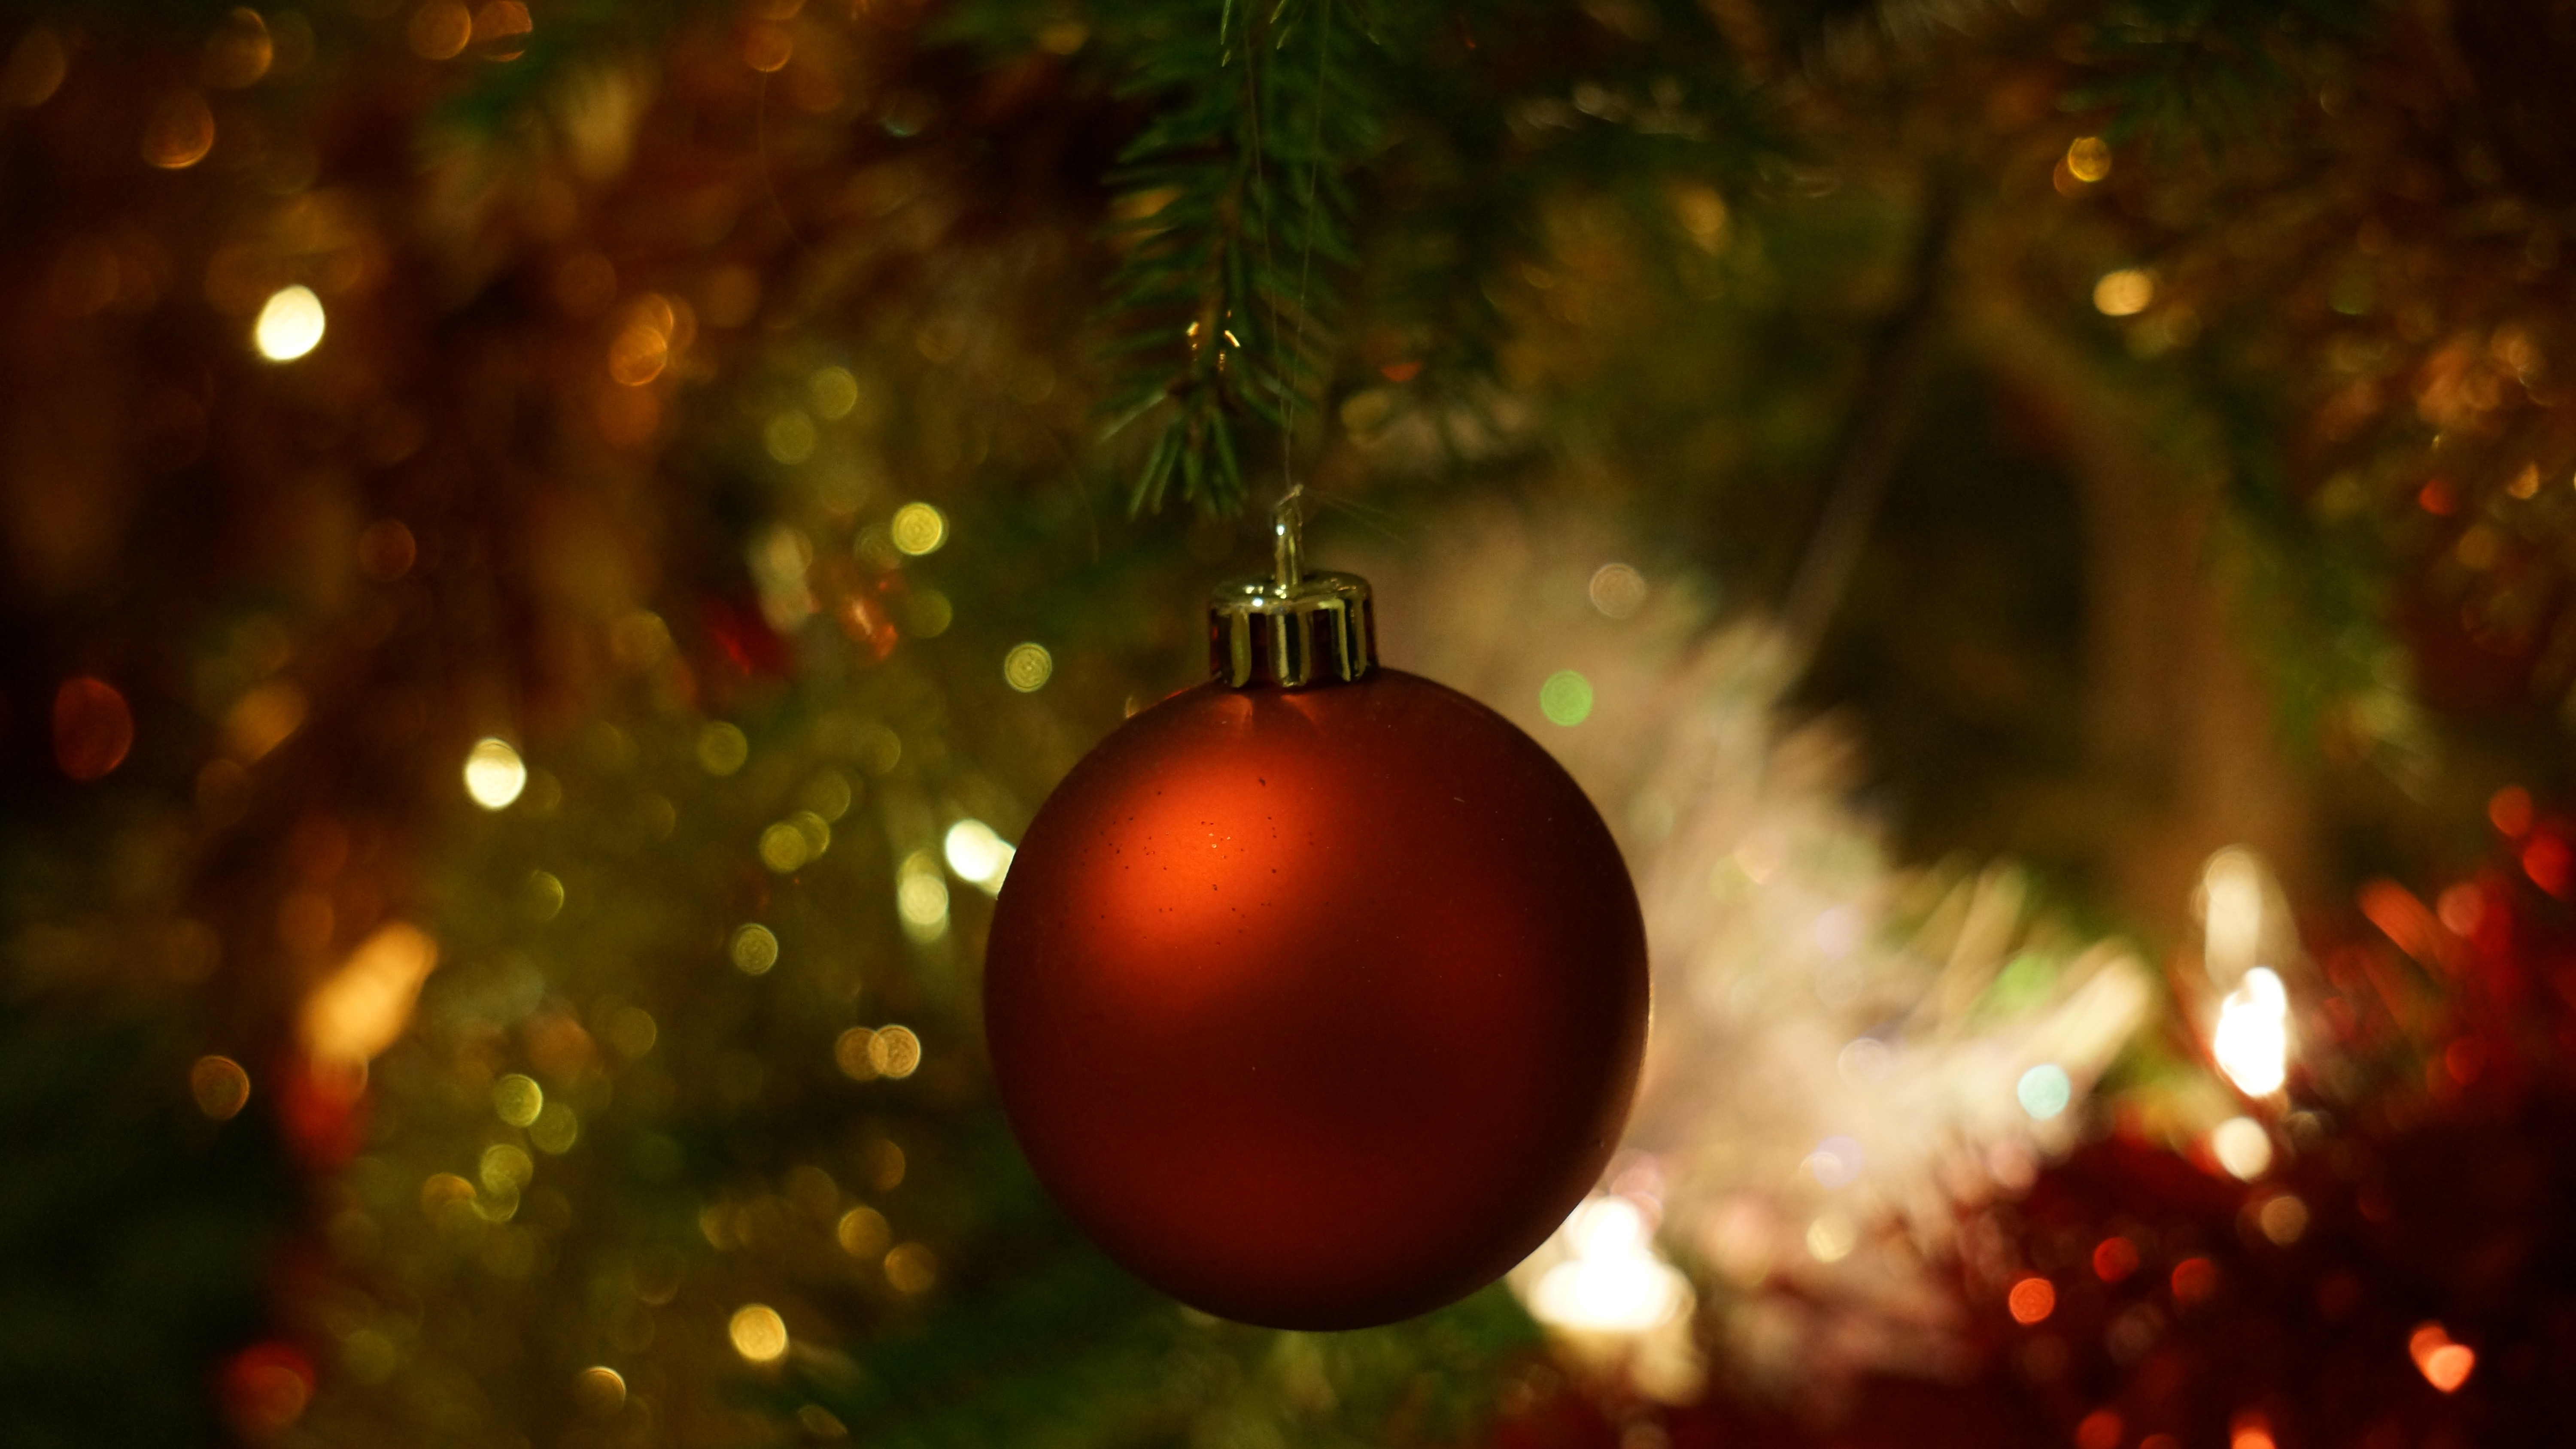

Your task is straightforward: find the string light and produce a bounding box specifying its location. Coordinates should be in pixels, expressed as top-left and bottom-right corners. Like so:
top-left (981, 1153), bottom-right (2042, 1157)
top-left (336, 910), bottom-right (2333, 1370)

top-left (2214, 967), bottom-right (2290, 1096)
top-left (254, 285), bottom-right (327, 361)
top-left (462, 739), bottom-right (527, 809)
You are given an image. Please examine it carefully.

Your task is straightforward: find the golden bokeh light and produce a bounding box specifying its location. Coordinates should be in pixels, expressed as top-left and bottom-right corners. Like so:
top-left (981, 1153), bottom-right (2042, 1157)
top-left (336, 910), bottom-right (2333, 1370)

top-left (572, 1366), bottom-right (626, 1417)
top-left (868, 1024), bottom-right (921, 1079)
top-left (810, 366), bottom-right (860, 418)
top-left (3, 27), bottom-right (68, 108)
top-left (462, 738), bottom-right (527, 809)
top-left (492, 1073), bottom-right (544, 1128)
top-left (765, 411), bottom-right (817, 464)
top-left (606, 1006), bottom-right (658, 1058)
top-left (1587, 562), bottom-right (1647, 618)
top-left (729, 922), bottom-right (780, 976)
top-left (2066, 136), bottom-right (2111, 182)
top-left (896, 866), bottom-right (949, 940)
top-left (530, 1101), bottom-right (580, 1155)
top-left (890, 501), bottom-right (948, 555)
top-left (759, 822), bottom-right (812, 873)
top-left (834, 1026), bottom-right (879, 1080)
top-left (728, 1304), bottom-right (789, 1363)
top-left (884, 1242), bottom-right (939, 1294)
top-left (696, 721), bottom-right (749, 776)
top-left (1804, 1212), bottom-right (1855, 1263)
top-left (2254, 1191), bottom-right (2308, 1245)
top-left (190, 1055), bottom-right (252, 1120)
top-left (524, 870), bottom-right (565, 922)
top-left (608, 324), bottom-right (668, 386)
top-left (472, 0), bottom-right (533, 60)
top-left (300, 922), bottom-right (439, 1071)
top-left (1002, 642), bottom-right (1052, 692)
top-left (203, 8), bottom-right (273, 88)
top-left (836, 1205), bottom-right (890, 1259)
top-left (254, 285), bottom-right (327, 361)
top-left (142, 89), bottom-right (216, 168)
top-left (420, 1172), bottom-right (476, 1217)
top-left (2093, 268), bottom-right (2154, 318)
top-left (409, 0), bottom-right (472, 60)
top-left (480, 1142), bottom-right (534, 1194)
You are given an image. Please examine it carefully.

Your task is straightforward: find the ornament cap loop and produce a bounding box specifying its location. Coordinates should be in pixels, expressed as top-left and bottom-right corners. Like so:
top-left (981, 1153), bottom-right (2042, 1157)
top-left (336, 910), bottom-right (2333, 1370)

top-left (1209, 498), bottom-right (1375, 688)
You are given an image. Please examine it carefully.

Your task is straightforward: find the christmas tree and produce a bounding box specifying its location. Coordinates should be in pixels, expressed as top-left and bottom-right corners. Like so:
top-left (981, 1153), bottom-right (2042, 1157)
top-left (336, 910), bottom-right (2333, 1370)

top-left (4, 0), bottom-right (2573, 1445)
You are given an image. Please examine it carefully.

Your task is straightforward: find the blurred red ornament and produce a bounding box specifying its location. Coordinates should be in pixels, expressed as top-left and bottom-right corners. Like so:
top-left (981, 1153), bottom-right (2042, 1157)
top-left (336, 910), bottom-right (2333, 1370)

top-left (986, 514), bottom-right (1648, 1329)
top-left (52, 675), bottom-right (134, 781)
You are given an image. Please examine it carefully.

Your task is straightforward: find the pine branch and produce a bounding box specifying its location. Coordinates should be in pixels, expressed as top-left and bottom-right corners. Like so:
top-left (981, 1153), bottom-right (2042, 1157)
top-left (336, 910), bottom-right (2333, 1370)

top-left (1094, 0), bottom-right (1382, 515)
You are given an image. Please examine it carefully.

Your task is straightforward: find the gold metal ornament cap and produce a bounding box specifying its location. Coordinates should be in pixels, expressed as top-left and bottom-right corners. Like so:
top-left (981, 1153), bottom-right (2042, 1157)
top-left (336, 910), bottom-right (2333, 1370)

top-left (1206, 495), bottom-right (1376, 689)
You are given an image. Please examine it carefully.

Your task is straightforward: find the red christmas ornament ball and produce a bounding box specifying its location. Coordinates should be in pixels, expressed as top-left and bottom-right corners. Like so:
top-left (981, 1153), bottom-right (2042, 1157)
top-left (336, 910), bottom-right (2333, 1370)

top-left (985, 668), bottom-right (1649, 1330)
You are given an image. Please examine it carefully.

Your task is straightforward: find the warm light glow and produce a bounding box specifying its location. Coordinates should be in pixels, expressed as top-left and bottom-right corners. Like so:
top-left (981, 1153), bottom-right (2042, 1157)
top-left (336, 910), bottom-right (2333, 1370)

top-left (2491, 785), bottom-right (2535, 837)
top-left (728, 1304), bottom-right (789, 1363)
top-left (2230, 1414), bottom-right (2275, 1449)
top-left (2007, 1276), bottom-right (2056, 1325)
top-left (1805, 1212), bottom-right (1856, 1263)
top-left (1588, 563), bottom-right (1648, 618)
top-left (2066, 136), bottom-right (2112, 182)
top-left (1529, 1194), bottom-right (1692, 1332)
top-left (479, 1142), bottom-right (533, 1193)
top-left (492, 1073), bottom-right (543, 1127)
top-left (890, 501), bottom-right (948, 555)
top-left (868, 1025), bottom-right (921, 1079)
top-left (530, 1102), bottom-right (579, 1154)
top-left (254, 285), bottom-right (327, 361)
top-left (191, 1055), bottom-right (252, 1120)
top-left (884, 1242), bottom-right (939, 1294)
top-left (759, 821), bottom-right (812, 873)
top-left (2092, 1237), bottom-right (2138, 1282)
top-left (2213, 966), bottom-right (2290, 1095)
top-left (299, 922), bottom-right (439, 1070)
top-left (2255, 1191), bottom-right (2309, 1245)
top-left (897, 869), bottom-right (950, 939)
top-left (2093, 268), bottom-right (2155, 317)
top-left (696, 721), bottom-right (749, 776)
top-left (765, 411), bottom-right (817, 464)
top-left (2410, 1322), bottom-right (2475, 1391)
top-left (729, 923), bottom-right (779, 976)
top-left (462, 738), bottom-right (527, 809)
top-left (2211, 1116), bottom-right (2273, 1179)
top-left (2171, 1256), bottom-right (2218, 1307)
top-left (2017, 1063), bottom-right (2072, 1120)
top-left (574, 1366), bottom-right (625, 1416)
top-left (837, 1205), bottom-right (890, 1258)
top-left (811, 366), bottom-right (860, 418)
top-left (943, 818), bottom-right (1015, 891)
top-left (2201, 847), bottom-right (2264, 979)
top-left (1003, 643), bottom-right (1053, 692)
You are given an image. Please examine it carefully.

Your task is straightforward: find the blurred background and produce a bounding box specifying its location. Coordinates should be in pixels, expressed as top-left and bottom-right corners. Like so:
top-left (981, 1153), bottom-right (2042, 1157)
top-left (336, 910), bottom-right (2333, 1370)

top-left (6, 0), bottom-right (2576, 1445)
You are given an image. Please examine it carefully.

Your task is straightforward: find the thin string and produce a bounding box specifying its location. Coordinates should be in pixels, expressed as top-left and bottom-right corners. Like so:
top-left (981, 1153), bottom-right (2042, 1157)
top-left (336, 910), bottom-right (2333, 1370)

top-left (1276, 0), bottom-right (1332, 506)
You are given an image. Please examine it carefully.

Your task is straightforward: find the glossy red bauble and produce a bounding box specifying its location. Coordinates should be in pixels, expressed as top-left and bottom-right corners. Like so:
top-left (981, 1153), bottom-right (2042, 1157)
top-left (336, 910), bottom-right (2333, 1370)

top-left (984, 669), bottom-right (1649, 1330)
